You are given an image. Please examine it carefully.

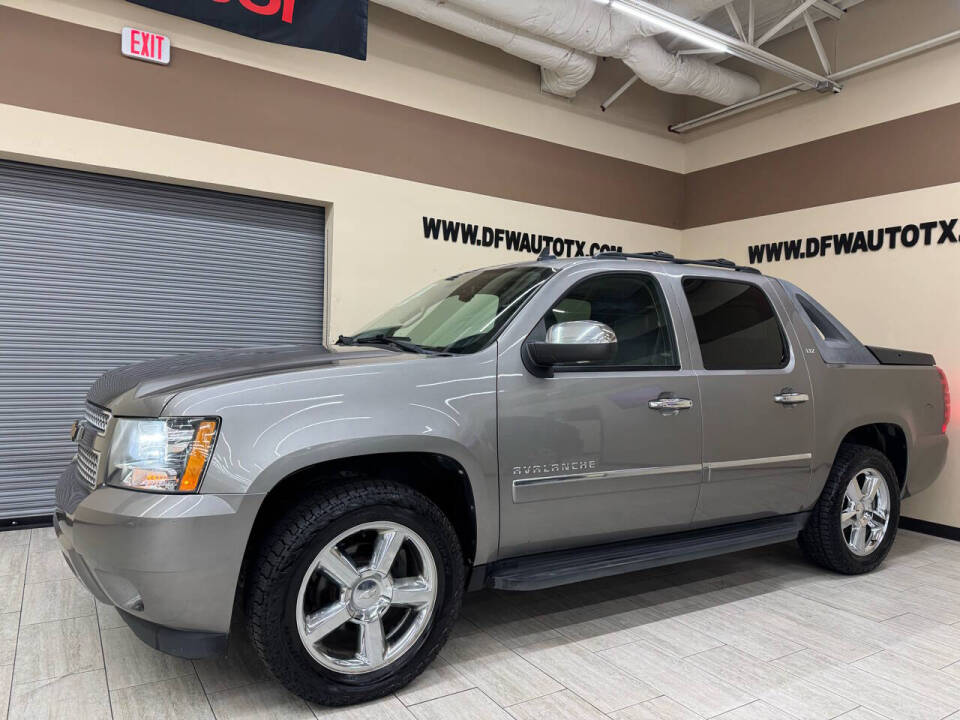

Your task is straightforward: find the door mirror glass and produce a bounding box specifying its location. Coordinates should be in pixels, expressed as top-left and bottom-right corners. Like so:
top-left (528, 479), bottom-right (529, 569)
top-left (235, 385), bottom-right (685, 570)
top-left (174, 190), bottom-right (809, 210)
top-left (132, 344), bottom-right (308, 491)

top-left (528, 320), bottom-right (617, 366)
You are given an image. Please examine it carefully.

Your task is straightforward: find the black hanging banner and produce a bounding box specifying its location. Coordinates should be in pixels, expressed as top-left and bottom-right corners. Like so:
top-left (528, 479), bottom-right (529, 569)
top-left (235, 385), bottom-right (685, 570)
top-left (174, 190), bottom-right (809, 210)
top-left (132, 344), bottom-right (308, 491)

top-left (127, 0), bottom-right (368, 60)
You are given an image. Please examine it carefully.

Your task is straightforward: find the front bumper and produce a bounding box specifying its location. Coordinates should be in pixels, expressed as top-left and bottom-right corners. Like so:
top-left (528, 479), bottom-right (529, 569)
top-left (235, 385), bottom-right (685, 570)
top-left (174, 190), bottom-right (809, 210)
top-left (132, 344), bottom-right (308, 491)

top-left (54, 463), bottom-right (263, 657)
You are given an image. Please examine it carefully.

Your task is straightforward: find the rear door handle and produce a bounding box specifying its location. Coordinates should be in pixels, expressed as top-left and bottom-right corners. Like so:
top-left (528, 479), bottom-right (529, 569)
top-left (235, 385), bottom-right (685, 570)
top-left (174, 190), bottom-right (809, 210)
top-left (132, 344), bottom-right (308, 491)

top-left (649, 397), bottom-right (693, 411)
top-left (774, 391), bottom-right (809, 405)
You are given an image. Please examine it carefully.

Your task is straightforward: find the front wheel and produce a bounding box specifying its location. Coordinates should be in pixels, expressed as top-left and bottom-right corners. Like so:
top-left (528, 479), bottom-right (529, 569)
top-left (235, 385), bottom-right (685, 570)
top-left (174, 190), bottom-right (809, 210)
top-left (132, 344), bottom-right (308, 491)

top-left (799, 443), bottom-right (900, 574)
top-left (245, 481), bottom-right (464, 706)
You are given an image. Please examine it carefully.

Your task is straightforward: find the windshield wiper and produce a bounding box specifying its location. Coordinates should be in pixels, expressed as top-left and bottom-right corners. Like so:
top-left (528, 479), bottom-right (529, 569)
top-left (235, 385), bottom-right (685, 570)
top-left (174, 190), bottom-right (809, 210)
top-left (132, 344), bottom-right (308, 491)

top-left (336, 334), bottom-right (433, 355)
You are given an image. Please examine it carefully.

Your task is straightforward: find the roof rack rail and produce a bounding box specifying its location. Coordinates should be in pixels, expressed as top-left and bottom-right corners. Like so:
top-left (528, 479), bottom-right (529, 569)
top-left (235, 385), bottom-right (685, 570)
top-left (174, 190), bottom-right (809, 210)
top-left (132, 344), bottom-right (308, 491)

top-left (594, 250), bottom-right (676, 262)
top-left (594, 249), bottom-right (761, 275)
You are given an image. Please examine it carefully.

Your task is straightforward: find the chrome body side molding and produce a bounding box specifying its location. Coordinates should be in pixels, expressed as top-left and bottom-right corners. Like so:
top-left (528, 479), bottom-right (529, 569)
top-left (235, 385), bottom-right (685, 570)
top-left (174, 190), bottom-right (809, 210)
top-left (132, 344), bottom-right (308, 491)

top-left (512, 454), bottom-right (813, 503)
top-left (704, 453), bottom-right (813, 471)
top-left (512, 464), bottom-right (701, 504)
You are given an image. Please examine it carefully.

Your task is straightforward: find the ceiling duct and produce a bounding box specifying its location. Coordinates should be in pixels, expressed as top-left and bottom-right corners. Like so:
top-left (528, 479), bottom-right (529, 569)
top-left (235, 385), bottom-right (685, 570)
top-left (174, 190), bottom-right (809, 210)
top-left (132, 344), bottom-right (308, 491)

top-left (625, 35), bottom-right (757, 105)
top-left (446, 0), bottom-right (760, 104)
top-left (374, 0), bottom-right (597, 97)
top-left (448, 0), bottom-right (727, 54)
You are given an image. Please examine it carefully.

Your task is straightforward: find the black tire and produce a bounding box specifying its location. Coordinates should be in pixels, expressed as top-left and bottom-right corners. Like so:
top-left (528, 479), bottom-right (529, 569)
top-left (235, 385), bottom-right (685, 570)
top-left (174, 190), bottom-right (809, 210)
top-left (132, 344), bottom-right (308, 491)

top-left (799, 443), bottom-right (900, 574)
top-left (245, 480), bottom-right (464, 706)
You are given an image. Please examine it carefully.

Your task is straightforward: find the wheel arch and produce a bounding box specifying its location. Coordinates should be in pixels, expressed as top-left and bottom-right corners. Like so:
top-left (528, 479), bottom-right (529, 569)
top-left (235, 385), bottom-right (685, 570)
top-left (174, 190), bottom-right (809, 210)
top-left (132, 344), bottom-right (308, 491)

top-left (836, 423), bottom-right (908, 493)
top-left (239, 451), bottom-right (481, 598)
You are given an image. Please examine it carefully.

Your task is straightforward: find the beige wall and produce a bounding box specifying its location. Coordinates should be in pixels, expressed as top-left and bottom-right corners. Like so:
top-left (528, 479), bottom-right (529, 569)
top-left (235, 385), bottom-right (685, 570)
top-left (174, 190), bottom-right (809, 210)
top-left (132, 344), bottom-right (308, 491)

top-left (0, 103), bottom-right (680, 339)
top-left (682, 182), bottom-right (960, 526)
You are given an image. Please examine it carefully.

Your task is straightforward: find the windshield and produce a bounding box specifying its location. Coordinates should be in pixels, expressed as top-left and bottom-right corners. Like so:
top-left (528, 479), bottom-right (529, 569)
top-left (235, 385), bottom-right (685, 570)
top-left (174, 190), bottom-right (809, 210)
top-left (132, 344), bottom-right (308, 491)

top-left (353, 266), bottom-right (554, 354)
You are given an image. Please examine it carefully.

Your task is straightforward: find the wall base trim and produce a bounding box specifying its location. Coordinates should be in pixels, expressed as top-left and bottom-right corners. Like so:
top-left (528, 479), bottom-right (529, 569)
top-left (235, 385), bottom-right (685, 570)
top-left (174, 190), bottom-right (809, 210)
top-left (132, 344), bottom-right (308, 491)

top-left (0, 514), bottom-right (52, 531)
top-left (900, 516), bottom-right (960, 542)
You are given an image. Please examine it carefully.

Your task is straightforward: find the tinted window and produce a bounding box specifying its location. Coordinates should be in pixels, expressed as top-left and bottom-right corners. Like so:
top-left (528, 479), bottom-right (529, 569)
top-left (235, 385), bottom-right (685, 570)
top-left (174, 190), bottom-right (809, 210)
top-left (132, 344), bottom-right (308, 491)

top-left (543, 273), bottom-right (678, 369)
top-left (682, 278), bottom-right (787, 370)
top-left (356, 266), bottom-right (553, 354)
top-left (796, 294), bottom-right (841, 341)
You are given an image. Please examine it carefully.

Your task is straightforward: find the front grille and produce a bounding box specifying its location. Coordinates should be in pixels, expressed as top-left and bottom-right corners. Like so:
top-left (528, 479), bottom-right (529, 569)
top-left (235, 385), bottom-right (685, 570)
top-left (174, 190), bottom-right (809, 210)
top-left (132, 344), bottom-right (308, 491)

top-left (83, 402), bottom-right (111, 434)
top-left (76, 445), bottom-right (100, 491)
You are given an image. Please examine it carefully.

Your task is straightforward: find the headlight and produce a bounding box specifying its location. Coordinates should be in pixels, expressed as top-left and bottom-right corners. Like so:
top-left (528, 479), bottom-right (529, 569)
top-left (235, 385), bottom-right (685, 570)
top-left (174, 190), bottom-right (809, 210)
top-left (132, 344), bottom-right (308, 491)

top-left (106, 417), bottom-right (220, 493)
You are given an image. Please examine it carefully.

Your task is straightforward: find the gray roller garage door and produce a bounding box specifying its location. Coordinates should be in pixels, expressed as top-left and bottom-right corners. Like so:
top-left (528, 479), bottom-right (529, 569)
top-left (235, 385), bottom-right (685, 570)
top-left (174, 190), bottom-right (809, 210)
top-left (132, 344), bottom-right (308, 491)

top-left (0, 160), bottom-right (325, 520)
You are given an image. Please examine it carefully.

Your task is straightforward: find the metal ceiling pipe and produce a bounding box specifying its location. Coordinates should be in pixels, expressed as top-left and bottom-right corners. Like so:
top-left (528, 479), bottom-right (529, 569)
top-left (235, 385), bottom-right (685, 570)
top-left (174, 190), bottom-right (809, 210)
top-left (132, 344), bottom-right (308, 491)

top-left (373, 0), bottom-right (596, 97)
top-left (614, 0), bottom-right (840, 92)
top-left (447, 0), bottom-right (733, 54)
top-left (448, 0), bottom-right (760, 104)
top-left (669, 28), bottom-right (960, 132)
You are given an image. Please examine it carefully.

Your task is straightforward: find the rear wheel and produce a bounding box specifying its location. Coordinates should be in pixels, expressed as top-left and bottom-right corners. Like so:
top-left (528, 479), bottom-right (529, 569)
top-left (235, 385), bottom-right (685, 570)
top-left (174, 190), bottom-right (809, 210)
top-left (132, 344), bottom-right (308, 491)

top-left (245, 481), bottom-right (464, 706)
top-left (799, 443), bottom-right (900, 574)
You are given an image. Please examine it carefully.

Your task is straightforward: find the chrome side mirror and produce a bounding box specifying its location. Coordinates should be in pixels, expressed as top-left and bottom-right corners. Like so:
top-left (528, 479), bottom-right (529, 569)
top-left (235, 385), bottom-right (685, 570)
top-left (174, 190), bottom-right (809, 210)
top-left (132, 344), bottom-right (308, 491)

top-left (527, 320), bottom-right (617, 367)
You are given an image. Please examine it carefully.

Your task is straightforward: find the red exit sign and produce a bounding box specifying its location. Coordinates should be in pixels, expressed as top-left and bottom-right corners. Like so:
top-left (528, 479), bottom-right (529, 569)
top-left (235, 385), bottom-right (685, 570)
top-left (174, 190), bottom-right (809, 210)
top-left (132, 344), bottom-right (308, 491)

top-left (121, 27), bottom-right (171, 65)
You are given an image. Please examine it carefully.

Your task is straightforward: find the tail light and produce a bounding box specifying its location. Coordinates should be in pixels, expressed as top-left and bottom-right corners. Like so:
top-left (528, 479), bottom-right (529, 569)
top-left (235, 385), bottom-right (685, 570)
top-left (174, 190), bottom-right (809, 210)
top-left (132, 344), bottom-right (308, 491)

top-left (937, 367), bottom-right (950, 434)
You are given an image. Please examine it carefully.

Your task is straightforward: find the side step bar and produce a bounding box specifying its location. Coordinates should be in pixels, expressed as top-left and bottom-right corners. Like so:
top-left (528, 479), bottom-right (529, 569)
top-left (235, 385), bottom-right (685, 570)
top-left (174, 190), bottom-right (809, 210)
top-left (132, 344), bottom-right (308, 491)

top-left (485, 513), bottom-right (810, 591)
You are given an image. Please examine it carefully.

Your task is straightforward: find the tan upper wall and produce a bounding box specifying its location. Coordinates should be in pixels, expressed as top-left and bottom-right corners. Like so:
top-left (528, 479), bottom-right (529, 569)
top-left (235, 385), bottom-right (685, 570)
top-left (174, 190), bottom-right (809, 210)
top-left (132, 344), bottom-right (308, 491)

top-left (0, 7), bottom-right (686, 228)
top-left (682, 99), bottom-right (960, 228)
top-left (5, 0), bottom-right (685, 172)
top-left (9, 0), bottom-right (960, 179)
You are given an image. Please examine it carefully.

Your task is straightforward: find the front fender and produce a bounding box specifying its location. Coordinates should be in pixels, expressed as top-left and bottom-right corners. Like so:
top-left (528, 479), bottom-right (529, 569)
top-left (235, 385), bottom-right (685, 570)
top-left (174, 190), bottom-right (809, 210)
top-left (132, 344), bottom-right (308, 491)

top-left (254, 434), bottom-right (496, 561)
top-left (171, 349), bottom-right (501, 564)
top-left (250, 434), bottom-right (488, 495)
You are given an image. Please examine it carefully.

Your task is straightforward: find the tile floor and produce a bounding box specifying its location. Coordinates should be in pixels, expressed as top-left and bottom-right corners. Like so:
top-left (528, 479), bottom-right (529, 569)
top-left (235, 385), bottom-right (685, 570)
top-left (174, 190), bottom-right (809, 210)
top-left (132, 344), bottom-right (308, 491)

top-left (2, 527), bottom-right (960, 719)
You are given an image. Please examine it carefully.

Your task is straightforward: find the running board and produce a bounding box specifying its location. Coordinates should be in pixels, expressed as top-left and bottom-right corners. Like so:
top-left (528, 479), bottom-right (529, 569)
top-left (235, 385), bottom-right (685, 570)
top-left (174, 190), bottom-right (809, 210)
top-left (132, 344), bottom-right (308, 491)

top-left (485, 513), bottom-right (810, 591)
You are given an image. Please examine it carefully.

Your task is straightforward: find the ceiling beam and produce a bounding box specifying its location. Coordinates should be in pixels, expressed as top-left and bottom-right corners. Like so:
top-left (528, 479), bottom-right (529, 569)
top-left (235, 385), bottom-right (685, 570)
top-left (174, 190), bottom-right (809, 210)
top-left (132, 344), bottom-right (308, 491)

top-left (669, 28), bottom-right (960, 133)
top-left (804, 10), bottom-right (832, 74)
top-left (607, 0), bottom-right (841, 91)
top-left (669, 84), bottom-right (804, 133)
top-left (812, 1), bottom-right (844, 20)
top-left (756, 0), bottom-right (819, 47)
top-left (724, 2), bottom-right (746, 42)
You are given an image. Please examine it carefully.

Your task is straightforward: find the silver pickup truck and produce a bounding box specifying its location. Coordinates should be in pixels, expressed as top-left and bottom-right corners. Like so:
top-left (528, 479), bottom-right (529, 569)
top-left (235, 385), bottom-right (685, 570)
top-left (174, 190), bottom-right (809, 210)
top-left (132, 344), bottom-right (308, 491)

top-left (54, 251), bottom-right (949, 706)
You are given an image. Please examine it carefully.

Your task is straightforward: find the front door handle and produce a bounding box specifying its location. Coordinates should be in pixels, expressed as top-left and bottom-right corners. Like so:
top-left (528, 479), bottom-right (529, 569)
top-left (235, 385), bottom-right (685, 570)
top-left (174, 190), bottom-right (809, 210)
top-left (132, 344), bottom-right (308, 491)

top-left (774, 390), bottom-right (809, 405)
top-left (648, 397), bottom-right (693, 411)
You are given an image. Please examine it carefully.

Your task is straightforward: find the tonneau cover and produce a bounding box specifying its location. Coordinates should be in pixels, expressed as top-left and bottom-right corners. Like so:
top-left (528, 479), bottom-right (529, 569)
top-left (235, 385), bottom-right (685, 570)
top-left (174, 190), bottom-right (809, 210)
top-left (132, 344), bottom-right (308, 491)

top-left (867, 346), bottom-right (936, 366)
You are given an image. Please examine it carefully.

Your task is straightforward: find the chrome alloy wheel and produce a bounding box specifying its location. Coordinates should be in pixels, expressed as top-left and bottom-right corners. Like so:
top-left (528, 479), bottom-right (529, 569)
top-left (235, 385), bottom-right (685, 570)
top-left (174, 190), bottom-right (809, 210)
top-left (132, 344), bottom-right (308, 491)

top-left (296, 521), bottom-right (437, 675)
top-left (841, 468), bottom-right (891, 557)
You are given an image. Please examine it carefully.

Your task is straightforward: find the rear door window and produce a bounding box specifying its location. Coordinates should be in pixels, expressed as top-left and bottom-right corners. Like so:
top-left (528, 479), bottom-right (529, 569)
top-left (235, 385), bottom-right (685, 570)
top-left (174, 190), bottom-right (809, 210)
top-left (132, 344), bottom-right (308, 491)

top-left (682, 278), bottom-right (788, 370)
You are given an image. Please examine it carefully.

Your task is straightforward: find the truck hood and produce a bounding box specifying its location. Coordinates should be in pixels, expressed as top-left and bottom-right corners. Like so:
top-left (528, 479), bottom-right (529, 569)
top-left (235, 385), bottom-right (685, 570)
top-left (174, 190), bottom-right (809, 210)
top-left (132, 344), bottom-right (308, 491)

top-left (88, 344), bottom-right (413, 416)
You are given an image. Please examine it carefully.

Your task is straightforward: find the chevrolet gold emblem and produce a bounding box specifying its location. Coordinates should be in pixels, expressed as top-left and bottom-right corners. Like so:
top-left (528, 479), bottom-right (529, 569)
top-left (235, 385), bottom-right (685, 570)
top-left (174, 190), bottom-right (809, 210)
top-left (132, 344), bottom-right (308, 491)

top-left (70, 420), bottom-right (81, 443)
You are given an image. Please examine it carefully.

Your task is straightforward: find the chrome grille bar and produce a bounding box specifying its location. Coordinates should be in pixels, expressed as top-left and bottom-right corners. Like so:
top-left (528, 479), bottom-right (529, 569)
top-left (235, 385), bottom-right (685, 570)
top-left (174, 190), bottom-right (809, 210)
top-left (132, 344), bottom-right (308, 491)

top-left (76, 445), bottom-right (100, 491)
top-left (83, 402), bottom-right (111, 435)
